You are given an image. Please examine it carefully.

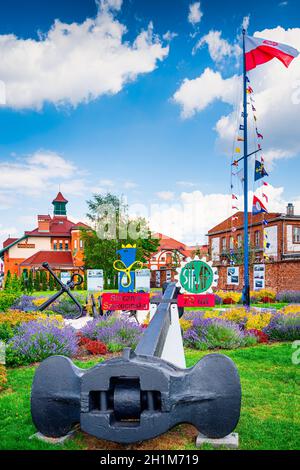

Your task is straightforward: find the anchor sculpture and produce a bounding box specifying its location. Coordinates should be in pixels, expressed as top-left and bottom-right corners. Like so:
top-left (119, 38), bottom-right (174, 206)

top-left (31, 279), bottom-right (241, 444)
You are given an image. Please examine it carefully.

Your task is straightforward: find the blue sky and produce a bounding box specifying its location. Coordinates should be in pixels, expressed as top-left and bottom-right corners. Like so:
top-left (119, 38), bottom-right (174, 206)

top-left (0, 0), bottom-right (299, 245)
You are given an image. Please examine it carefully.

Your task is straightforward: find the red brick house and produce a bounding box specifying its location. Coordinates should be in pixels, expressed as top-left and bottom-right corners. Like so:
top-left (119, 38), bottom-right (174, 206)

top-left (0, 192), bottom-right (90, 277)
top-left (147, 233), bottom-right (208, 288)
top-left (207, 203), bottom-right (300, 292)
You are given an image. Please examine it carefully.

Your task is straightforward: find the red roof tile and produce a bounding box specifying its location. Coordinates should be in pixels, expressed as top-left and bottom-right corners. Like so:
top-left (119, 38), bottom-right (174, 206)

top-left (20, 251), bottom-right (74, 267)
top-left (208, 211), bottom-right (281, 235)
top-left (3, 238), bottom-right (18, 248)
top-left (25, 216), bottom-right (91, 237)
top-left (52, 192), bottom-right (68, 203)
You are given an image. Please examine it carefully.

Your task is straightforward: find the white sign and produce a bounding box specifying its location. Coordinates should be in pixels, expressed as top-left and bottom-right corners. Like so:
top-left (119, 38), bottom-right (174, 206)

top-left (166, 270), bottom-right (172, 282)
top-left (253, 264), bottom-right (265, 290)
top-left (87, 269), bottom-right (104, 292)
top-left (135, 269), bottom-right (151, 292)
top-left (227, 267), bottom-right (239, 285)
top-left (61, 272), bottom-right (71, 285)
top-left (155, 270), bottom-right (161, 288)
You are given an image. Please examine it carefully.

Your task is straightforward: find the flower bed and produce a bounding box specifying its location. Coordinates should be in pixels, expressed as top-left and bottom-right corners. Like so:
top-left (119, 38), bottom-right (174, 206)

top-left (81, 317), bottom-right (143, 352)
top-left (263, 314), bottom-right (300, 341)
top-left (0, 310), bottom-right (63, 342)
top-left (6, 319), bottom-right (78, 367)
top-left (184, 316), bottom-right (258, 350)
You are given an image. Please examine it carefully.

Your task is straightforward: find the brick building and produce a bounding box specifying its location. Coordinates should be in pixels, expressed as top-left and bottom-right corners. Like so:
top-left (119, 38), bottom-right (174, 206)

top-left (0, 192), bottom-right (90, 277)
top-left (207, 203), bottom-right (300, 292)
top-left (147, 233), bottom-right (208, 288)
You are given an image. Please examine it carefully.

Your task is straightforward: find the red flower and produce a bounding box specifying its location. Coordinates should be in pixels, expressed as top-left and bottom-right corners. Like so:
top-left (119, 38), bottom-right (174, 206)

top-left (247, 329), bottom-right (269, 344)
top-left (84, 339), bottom-right (108, 355)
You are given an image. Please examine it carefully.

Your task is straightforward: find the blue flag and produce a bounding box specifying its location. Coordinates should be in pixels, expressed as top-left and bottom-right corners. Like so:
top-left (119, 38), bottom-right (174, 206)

top-left (254, 160), bottom-right (268, 181)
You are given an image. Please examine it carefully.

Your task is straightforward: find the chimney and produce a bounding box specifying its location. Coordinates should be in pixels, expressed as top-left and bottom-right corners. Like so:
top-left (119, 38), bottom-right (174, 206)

top-left (38, 215), bottom-right (51, 232)
top-left (286, 203), bottom-right (294, 217)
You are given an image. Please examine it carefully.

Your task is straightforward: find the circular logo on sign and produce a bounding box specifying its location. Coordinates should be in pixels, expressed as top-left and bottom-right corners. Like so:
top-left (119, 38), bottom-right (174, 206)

top-left (175, 257), bottom-right (218, 294)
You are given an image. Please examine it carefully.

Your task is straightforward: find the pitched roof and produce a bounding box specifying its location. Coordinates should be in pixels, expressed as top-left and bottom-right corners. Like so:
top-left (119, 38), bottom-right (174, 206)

top-left (52, 192), bottom-right (68, 204)
top-left (154, 233), bottom-right (207, 257)
top-left (20, 251), bottom-right (74, 267)
top-left (208, 211), bottom-right (281, 235)
top-left (25, 217), bottom-right (90, 237)
top-left (3, 238), bottom-right (18, 248)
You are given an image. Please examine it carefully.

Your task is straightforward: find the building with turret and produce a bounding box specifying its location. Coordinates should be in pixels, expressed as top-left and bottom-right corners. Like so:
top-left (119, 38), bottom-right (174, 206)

top-left (0, 192), bottom-right (90, 277)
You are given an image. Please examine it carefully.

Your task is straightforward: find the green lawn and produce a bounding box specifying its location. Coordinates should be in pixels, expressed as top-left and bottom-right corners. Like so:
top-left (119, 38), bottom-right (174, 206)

top-left (0, 343), bottom-right (299, 450)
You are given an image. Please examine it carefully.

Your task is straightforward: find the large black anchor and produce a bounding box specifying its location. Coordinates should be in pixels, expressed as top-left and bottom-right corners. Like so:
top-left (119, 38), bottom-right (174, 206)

top-left (38, 262), bottom-right (84, 319)
top-left (31, 283), bottom-right (241, 444)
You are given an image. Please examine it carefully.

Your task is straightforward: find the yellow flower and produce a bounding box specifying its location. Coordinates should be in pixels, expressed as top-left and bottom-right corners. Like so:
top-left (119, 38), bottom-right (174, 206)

top-left (279, 305), bottom-right (300, 316)
top-left (179, 318), bottom-right (192, 332)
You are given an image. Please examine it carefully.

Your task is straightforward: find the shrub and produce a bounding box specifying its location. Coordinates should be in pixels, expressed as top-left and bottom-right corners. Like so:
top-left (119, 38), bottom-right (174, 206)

top-left (0, 310), bottom-right (63, 342)
top-left (81, 318), bottom-right (143, 352)
top-left (179, 318), bottom-right (192, 332)
top-left (263, 314), bottom-right (300, 342)
top-left (276, 291), bottom-right (300, 303)
top-left (0, 292), bottom-right (19, 312)
top-left (250, 289), bottom-right (276, 303)
top-left (51, 293), bottom-right (85, 319)
top-left (10, 295), bottom-right (37, 312)
top-left (246, 311), bottom-right (273, 330)
top-left (246, 329), bottom-right (269, 344)
top-left (6, 320), bottom-right (78, 366)
top-left (279, 305), bottom-right (300, 316)
top-left (215, 291), bottom-right (242, 305)
top-left (0, 365), bottom-right (7, 392)
top-left (82, 338), bottom-right (108, 355)
top-left (222, 308), bottom-right (248, 326)
top-left (183, 317), bottom-right (257, 350)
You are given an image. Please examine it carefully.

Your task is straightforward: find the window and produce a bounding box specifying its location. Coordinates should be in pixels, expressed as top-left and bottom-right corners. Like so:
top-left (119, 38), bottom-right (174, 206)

top-left (237, 234), bottom-right (242, 248)
top-left (53, 240), bottom-right (57, 251)
top-left (293, 227), bottom-right (300, 243)
top-left (221, 237), bottom-right (227, 252)
top-left (74, 240), bottom-right (78, 249)
top-left (80, 239), bottom-right (83, 249)
top-left (255, 230), bottom-right (261, 248)
top-left (59, 240), bottom-right (63, 251)
top-left (230, 237), bottom-right (234, 250)
top-left (65, 241), bottom-right (69, 251)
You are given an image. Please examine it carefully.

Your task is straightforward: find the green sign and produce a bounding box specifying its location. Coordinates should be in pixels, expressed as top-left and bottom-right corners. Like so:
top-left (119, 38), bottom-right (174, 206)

top-left (179, 260), bottom-right (214, 294)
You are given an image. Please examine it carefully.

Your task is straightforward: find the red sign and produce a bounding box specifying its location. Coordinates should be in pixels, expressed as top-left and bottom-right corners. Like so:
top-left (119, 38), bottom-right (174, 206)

top-left (177, 294), bottom-right (216, 308)
top-left (102, 293), bottom-right (150, 311)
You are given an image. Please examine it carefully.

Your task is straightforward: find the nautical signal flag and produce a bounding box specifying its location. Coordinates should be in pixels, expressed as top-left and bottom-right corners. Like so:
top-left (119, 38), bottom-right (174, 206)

top-left (232, 194), bottom-right (238, 200)
top-left (255, 160), bottom-right (269, 181)
top-left (245, 35), bottom-right (299, 72)
top-left (252, 195), bottom-right (268, 215)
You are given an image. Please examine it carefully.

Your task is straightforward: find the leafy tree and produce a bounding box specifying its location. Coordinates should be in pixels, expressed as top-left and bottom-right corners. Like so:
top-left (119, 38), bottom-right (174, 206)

top-left (81, 193), bottom-right (159, 283)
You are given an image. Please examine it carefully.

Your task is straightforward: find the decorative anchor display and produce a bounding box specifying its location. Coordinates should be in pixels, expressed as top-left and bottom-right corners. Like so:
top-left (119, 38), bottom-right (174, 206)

top-left (113, 244), bottom-right (143, 293)
top-left (31, 282), bottom-right (241, 444)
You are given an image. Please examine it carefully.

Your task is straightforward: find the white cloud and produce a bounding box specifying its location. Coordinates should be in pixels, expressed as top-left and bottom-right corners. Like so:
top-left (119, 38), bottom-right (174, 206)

top-left (188, 2), bottom-right (203, 25)
top-left (193, 30), bottom-right (241, 61)
top-left (173, 68), bottom-right (240, 118)
top-left (0, 3), bottom-right (169, 109)
top-left (242, 15), bottom-right (250, 31)
top-left (279, 1), bottom-right (288, 6)
top-left (174, 25), bottom-right (300, 164)
top-left (156, 191), bottom-right (175, 201)
top-left (0, 150), bottom-right (87, 196)
top-left (150, 185), bottom-right (296, 244)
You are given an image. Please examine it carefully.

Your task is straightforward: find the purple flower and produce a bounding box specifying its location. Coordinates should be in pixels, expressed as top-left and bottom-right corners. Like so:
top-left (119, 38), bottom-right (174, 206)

top-left (11, 295), bottom-right (37, 312)
top-left (263, 314), bottom-right (300, 341)
top-left (81, 318), bottom-right (143, 349)
top-left (7, 319), bottom-right (78, 365)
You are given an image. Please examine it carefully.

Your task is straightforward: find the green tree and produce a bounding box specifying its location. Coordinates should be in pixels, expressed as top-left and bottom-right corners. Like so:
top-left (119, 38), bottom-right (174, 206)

top-left (11, 274), bottom-right (21, 294)
top-left (49, 273), bottom-right (54, 292)
top-left (41, 271), bottom-right (48, 291)
top-left (20, 270), bottom-right (28, 292)
top-left (81, 193), bottom-right (159, 281)
top-left (27, 271), bottom-right (33, 293)
top-left (4, 271), bottom-right (11, 291)
top-left (34, 271), bottom-right (40, 292)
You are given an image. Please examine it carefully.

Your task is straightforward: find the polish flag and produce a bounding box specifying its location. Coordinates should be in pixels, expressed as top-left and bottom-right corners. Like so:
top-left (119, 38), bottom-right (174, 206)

top-left (245, 36), bottom-right (299, 71)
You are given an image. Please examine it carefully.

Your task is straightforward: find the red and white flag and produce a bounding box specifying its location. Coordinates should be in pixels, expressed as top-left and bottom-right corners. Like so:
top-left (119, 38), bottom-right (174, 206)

top-left (245, 36), bottom-right (299, 71)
